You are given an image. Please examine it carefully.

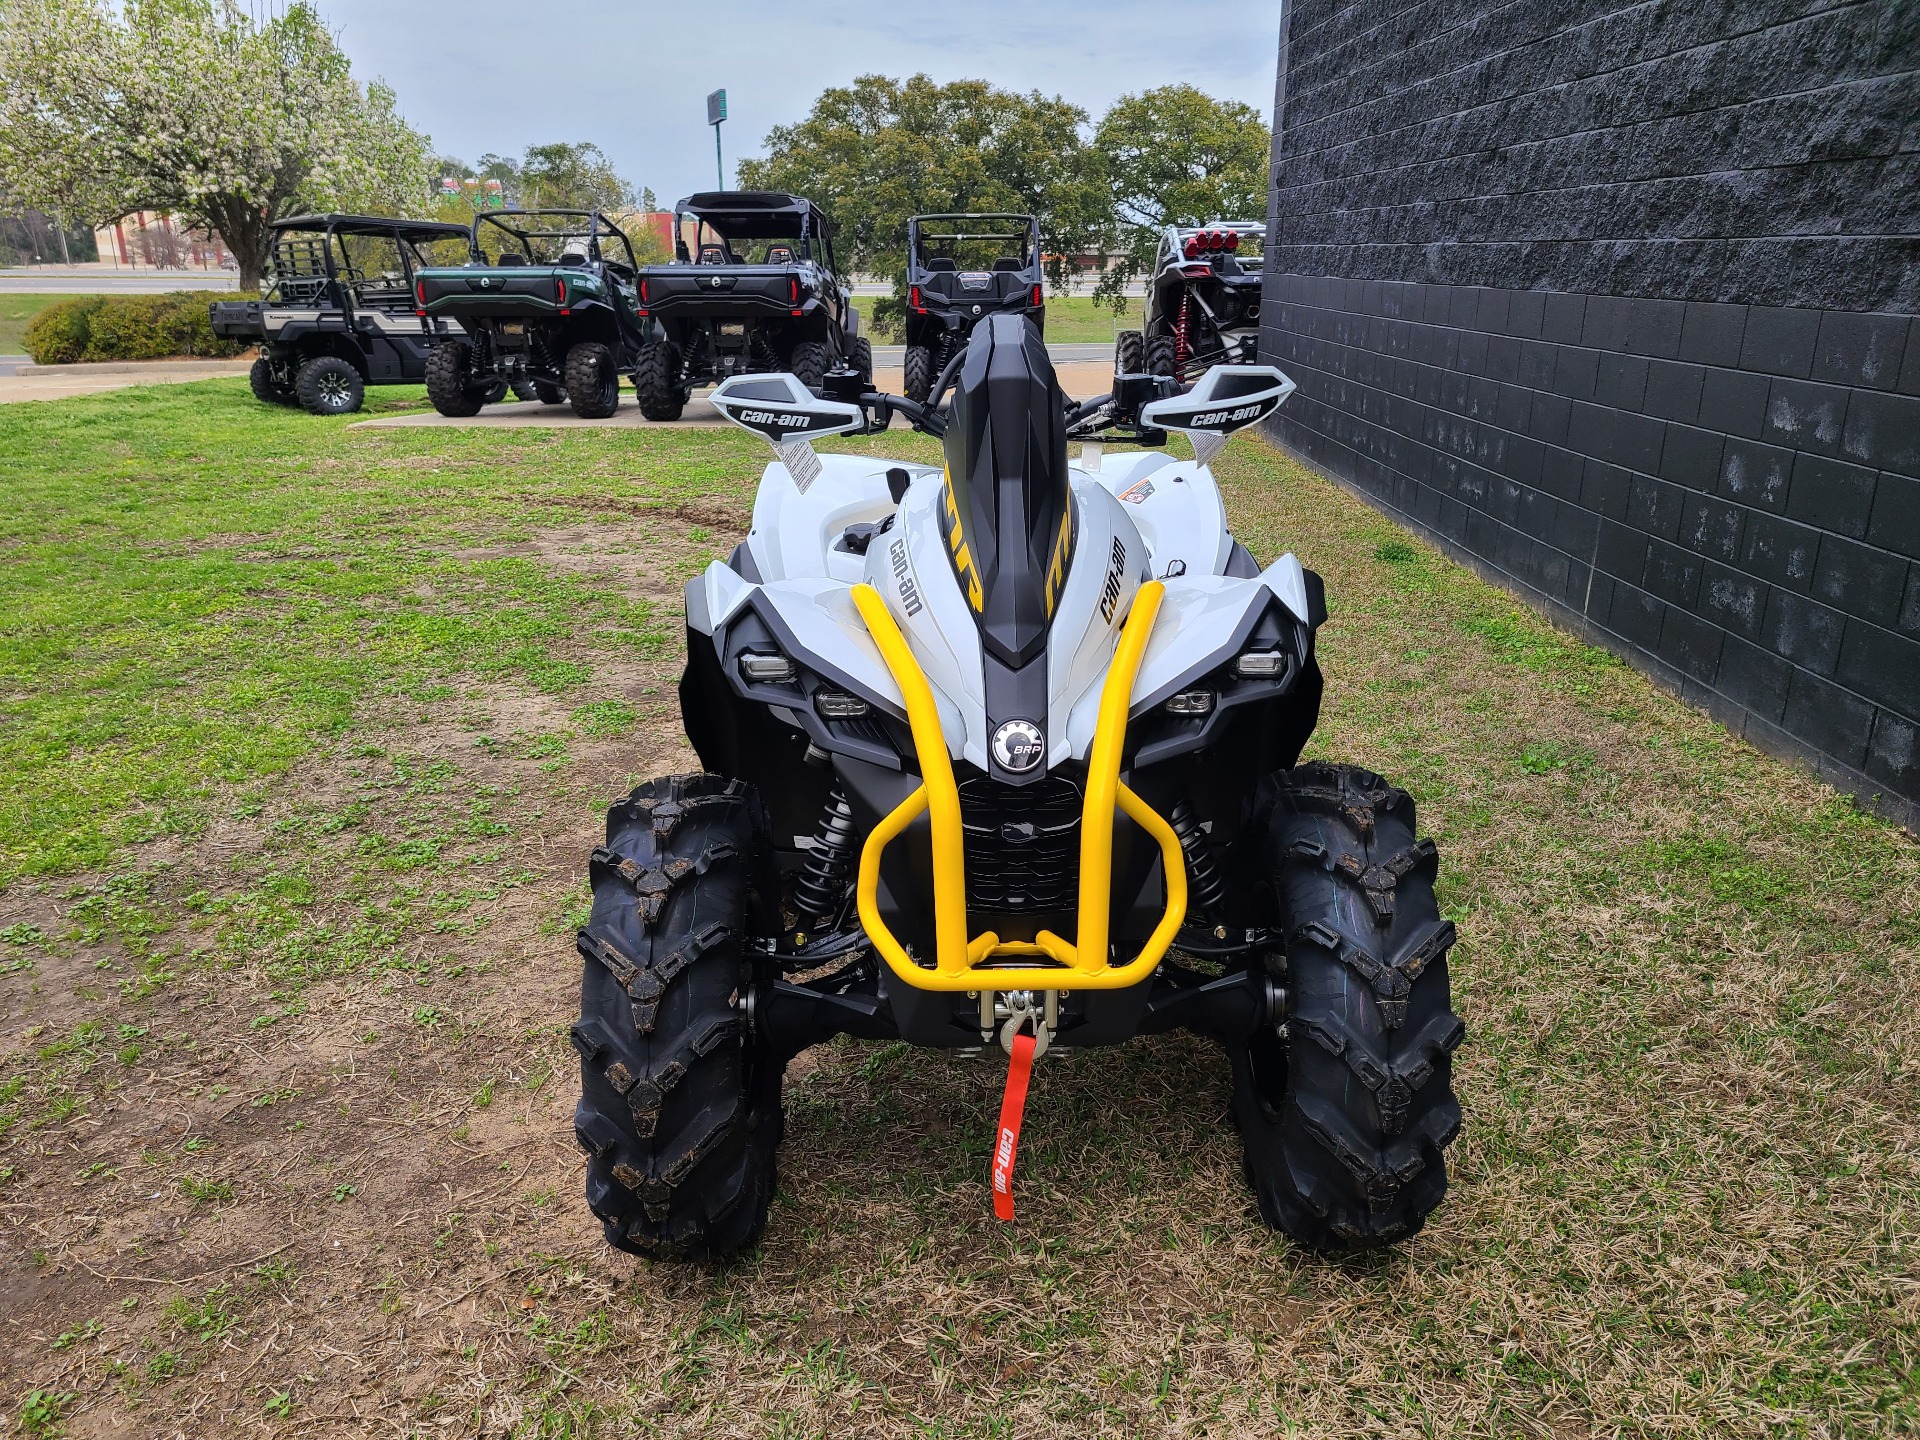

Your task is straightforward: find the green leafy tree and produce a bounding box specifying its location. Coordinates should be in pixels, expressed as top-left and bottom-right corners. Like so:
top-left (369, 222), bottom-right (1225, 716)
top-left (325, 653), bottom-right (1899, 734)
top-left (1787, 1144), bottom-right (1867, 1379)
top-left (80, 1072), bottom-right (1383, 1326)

top-left (1092, 84), bottom-right (1270, 307)
top-left (0, 0), bottom-right (433, 290)
top-left (737, 74), bottom-right (1106, 334)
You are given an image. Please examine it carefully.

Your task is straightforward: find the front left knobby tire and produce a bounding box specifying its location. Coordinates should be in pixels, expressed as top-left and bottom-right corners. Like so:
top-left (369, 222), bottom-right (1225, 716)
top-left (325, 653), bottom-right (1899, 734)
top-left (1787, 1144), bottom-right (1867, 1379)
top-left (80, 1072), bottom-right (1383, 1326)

top-left (572, 773), bottom-right (785, 1260)
top-left (1229, 762), bottom-right (1464, 1251)
top-left (787, 340), bottom-right (830, 391)
top-left (293, 355), bottom-right (364, 415)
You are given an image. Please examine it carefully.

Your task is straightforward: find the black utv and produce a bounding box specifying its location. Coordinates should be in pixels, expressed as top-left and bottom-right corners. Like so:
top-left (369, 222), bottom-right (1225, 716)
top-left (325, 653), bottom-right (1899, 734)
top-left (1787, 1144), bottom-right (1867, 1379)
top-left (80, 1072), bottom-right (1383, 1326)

top-left (901, 212), bottom-right (1045, 402)
top-left (1118, 221), bottom-right (1265, 383)
top-left (209, 213), bottom-right (472, 415)
top-left (413, 210), bottom-right (654, 419)
top-left (630, 191), bottom-right (866, 421)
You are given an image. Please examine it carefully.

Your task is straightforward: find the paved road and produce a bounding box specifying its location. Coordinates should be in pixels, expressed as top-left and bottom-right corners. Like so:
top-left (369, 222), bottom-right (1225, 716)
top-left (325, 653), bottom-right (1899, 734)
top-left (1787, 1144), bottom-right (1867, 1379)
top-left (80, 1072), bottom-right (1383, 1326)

top-left (0, 267), bottom-right (237, 293)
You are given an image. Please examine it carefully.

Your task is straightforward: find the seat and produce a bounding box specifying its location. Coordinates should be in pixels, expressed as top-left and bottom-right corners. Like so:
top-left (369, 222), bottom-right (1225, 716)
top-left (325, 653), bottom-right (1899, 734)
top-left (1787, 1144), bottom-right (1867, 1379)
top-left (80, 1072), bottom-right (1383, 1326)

top-left (557, 252), bottom-right (588, 267)
top-left (495, 252), bottom-right (528, 267)
top-left (992, 257), bottom-right (1024, 272)
top-left (765, 245), bottom-right (794, 264)
top-left (924, 257), bottom-right (956, 272)
top-left (698, 244), bottom-right (731, 265)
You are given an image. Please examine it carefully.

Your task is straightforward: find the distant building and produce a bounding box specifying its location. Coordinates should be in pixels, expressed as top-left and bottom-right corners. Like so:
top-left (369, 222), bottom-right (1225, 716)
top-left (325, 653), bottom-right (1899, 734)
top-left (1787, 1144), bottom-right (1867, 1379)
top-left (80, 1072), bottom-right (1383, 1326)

top-left (95, 211), bottom-right (231, 270)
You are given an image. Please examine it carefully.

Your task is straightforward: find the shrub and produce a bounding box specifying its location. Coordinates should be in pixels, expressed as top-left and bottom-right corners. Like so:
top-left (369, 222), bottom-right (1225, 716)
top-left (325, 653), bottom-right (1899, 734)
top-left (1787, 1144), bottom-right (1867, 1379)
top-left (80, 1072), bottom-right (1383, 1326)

top-left (24, 292), bottom-right (251, 365)
top-left (22, 296), bottom-right (103, 364)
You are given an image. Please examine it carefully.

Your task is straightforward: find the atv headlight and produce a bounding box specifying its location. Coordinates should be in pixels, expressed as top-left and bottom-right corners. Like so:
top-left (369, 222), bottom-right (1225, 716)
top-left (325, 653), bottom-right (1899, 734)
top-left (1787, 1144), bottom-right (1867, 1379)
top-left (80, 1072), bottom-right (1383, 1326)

top-left (814, 689), bottom-right (870, 719)
top-left (1164, 689), bottom-right (1215, 715)
top-left (1235, 650), bottom-right (1288, 678)
top-left (739, 652), bottom-right (797, 684)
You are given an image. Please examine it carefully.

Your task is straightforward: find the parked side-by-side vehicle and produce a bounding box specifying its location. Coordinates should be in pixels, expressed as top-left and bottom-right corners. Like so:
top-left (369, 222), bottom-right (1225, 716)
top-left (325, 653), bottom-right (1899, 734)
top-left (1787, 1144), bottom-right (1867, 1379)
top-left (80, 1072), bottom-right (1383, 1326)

top-left (1117, 220), bottom-right (1266, 382)
top-left (630, 191), bottom-right (866, 421)
top-left (412, 209), bottom-right (653, 419)
top-left (210, 213), bottom-right (473, 415)
top-left (901, 212), bottom-right (1045, 402)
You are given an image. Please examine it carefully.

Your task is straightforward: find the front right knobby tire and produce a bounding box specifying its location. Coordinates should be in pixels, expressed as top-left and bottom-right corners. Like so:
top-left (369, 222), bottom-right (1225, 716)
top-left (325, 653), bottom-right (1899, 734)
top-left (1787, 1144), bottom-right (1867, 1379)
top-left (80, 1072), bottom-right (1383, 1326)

top-left (1230, 762), bottom-right (1464, 1251)
top-left (572, 773), bottom-right (785, 1260)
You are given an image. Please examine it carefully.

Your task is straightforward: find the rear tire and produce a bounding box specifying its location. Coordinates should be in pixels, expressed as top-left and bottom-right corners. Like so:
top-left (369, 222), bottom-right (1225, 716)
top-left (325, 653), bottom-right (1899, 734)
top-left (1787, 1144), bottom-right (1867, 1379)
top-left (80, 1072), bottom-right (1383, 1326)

top-left (508, 373), bottom-right (538, 403)
top-left (1145, 334), bottom-right (1178, 379)
top-left (788, 340), bottom-right (829, 391)
top-left (634, 342), bottom-right (685, 421)
top-left (249, 356), bottom-right (295, 406)
top-left (903, 344), bottom-right (933, 404)
top-left (572, 773), bottom-right (784, 1260)
top-left (1115, 329), bottom-right (1144, 376)
top-left (850, 335), bottom-right (873, 384)
top-left (293, 355), bottom-right (363, 415)
top-left (425, 341), bottom-right (486, 417)
top-left (1229, 762), bottom-right (1464, 1251)
top-left (534, 380), bottom-right (566, 405)
top-left (565, 341), bottom-right (620, 419)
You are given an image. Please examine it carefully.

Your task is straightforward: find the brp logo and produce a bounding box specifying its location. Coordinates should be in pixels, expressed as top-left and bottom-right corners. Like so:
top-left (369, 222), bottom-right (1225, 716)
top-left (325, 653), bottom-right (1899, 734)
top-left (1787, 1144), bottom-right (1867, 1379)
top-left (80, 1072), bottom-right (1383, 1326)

top-left (709, 276), bottom-right (724, 288)
top-left (992, 719), bottom-right (1044, 773)
top-left (479, 277), bottom-right (491, 288)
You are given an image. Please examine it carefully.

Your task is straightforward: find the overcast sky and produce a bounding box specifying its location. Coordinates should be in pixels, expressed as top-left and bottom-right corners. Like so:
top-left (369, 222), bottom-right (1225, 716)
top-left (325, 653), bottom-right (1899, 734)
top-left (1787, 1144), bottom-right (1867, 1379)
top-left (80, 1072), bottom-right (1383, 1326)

top-left (315, 1), bottom-right (1284, 203)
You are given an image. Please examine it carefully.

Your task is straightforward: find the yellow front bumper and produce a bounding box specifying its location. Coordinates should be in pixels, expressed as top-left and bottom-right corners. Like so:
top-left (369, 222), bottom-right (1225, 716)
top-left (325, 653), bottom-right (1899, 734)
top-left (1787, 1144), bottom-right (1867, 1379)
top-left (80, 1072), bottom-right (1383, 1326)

top-left (850, 580), bottom-right (1186, 993)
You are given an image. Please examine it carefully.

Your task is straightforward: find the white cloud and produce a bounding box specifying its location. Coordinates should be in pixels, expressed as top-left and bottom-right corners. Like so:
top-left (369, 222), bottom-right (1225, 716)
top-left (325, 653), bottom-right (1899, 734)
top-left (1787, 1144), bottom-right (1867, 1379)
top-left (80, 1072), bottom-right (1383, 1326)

top-left (321, 0), bottom-right (1282, 204)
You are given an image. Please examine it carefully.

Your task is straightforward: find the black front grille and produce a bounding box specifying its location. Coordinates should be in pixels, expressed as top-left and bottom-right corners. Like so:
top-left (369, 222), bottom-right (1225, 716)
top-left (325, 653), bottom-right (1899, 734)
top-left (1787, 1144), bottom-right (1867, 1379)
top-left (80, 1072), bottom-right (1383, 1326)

top-left (959, 776), bottom-right (1080, 914)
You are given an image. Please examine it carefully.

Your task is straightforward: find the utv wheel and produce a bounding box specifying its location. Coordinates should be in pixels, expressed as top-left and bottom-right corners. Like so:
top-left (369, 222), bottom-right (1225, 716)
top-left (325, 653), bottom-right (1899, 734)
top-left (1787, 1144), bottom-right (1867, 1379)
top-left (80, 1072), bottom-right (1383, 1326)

top-left (634, 342), bottom-right (685, 421)
top-left (1230, 762), bottom-right (1464, 1251)
top-left (572, 773), bottom-right (785, 1261)
top-left (565, 341), bottom-right (620, 418)
top-left (248, 356), bottom-right (295, 406)
top-left (425, 341), bottom-right (486, 417)
top-left (508, 373), bottom-right (538, 403)
top-left (1115, 329), bottom-right (1144, 376)
top-left (788, 340), bottom-right (830, 391)
top-left (293, 355), bottom-right (364, 415)
top-left (902, 344), bottom-right (934, 404)
top-left (850, 336), bottom-right (874, 384)
top-left (481, 377), bottom-right (510, 406)
top-left (534, 380), bottom-right (566, 405)
top-left (1145, 334), bottom-right (1179, 379)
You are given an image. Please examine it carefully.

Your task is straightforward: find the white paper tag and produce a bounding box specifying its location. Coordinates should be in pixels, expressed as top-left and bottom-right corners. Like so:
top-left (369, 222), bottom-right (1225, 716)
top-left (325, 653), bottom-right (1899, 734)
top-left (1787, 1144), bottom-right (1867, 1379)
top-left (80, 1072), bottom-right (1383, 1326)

top-left (775, 438), bottom-right (821, 494)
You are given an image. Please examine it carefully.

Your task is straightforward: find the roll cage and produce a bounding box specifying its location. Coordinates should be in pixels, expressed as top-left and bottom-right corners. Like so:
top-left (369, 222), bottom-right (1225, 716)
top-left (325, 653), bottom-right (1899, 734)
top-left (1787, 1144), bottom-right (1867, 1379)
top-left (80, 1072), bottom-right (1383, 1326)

top-left (263, 213), bottom-right (470, 309)
top-left (470, 210), bottom-right (642, 279)
top-left (907, 213), bottom-right (1040, 274)
top-left (671, 190), bottom-right (841, 272)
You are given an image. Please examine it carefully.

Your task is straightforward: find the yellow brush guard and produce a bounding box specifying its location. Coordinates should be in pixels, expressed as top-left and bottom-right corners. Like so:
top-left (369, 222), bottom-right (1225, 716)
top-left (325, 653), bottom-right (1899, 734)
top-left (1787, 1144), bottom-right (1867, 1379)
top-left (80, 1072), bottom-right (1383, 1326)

top-left (850, 580), bottom-right (1187, 992)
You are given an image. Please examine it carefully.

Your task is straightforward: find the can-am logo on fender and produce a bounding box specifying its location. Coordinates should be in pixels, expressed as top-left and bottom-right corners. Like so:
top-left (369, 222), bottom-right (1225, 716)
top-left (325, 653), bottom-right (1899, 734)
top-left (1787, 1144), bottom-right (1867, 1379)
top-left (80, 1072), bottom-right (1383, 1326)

top-left (992, 719), bottom-right (1044, 773)
top-left (888, 538), bottom-right (922, 617)
top-left (737, 409), bottom-right (806, 429)
top-left (1097, 537), bottom-right (1128, 622)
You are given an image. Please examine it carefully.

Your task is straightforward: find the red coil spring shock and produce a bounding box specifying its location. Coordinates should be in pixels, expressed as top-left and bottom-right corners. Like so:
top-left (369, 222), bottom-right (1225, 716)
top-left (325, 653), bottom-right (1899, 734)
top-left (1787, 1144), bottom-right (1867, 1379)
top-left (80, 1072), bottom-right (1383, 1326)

top-left (1175, 290), bottom-right (1191, 380)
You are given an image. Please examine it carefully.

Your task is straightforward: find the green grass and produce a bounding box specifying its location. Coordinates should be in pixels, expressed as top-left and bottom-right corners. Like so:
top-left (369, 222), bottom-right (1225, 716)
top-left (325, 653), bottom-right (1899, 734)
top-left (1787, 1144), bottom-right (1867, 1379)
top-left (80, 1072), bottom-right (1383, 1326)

top-left (854, 293), bottom-right (1139, 344)
top-left (0, 293), bottom-right (81, 354)
top-left (0, 378), bottom-right (1914, 1438)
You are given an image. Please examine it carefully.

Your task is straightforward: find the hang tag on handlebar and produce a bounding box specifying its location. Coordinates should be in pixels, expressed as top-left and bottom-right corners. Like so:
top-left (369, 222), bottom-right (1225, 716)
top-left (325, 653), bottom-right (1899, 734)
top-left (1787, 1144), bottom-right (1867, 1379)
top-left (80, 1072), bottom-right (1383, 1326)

top-left (775, 438), bottom-right (821, 494)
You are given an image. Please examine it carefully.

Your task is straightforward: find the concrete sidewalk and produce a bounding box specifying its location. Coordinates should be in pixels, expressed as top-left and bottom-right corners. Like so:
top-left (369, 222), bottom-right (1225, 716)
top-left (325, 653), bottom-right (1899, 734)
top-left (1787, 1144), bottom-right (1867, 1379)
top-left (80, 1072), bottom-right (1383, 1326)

top-left (0, 356), bottom-right (253, 402)
top-left (349, 360), bottom-right (1120, 433)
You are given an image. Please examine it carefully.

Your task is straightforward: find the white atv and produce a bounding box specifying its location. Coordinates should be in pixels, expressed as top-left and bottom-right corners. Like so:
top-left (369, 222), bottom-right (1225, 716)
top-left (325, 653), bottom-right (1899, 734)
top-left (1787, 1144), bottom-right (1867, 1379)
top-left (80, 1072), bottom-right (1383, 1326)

top-left (571, 315), bottom-right (1462, 1259)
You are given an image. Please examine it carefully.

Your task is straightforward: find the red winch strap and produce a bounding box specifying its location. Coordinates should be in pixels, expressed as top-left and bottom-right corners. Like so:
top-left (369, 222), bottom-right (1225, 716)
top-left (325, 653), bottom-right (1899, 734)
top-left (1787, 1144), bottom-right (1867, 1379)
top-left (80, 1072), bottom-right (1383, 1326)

top-left (991, 1028), bottom-right (1037, 1221)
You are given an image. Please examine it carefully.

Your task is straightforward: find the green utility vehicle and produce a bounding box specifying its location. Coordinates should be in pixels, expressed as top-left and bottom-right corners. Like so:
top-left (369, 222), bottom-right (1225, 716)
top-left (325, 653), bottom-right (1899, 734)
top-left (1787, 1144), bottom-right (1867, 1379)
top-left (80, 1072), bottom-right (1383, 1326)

top-left (414, 210), bottom-right (654, 419)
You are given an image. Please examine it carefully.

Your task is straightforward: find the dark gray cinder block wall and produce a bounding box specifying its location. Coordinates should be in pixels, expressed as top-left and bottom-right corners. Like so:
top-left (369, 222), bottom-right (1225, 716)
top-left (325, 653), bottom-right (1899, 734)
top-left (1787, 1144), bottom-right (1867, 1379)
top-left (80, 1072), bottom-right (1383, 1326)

top-left (1258, 0), bottom-right (1920, 828)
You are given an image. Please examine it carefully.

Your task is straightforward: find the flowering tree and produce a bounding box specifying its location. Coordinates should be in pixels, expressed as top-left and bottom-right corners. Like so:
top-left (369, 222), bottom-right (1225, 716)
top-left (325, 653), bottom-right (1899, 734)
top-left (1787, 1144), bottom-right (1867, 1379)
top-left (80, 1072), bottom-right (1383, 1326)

top-left (0, 0), bottom-right (433, 289)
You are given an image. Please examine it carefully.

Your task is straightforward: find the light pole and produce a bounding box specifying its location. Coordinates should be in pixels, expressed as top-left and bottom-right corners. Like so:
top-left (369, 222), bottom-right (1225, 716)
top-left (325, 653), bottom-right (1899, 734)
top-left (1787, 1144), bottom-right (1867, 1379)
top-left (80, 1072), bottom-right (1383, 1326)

top-left (707, 89), bottom-right (727, 190)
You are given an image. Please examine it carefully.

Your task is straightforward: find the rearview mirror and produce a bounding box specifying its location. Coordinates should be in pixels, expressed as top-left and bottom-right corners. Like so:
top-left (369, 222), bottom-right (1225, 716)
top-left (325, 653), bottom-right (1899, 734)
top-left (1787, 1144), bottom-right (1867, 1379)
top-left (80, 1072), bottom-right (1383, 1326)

top-left (709, 373), bottom-right (866, 494)
top-left (1139, 364), bottom-right (1296, 466)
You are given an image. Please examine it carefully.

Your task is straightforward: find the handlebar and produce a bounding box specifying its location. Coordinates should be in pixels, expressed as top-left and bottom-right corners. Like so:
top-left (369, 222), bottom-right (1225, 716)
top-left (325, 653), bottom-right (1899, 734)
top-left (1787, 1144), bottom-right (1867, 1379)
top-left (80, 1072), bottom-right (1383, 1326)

top-left (818, 366), bottom-right (1187, 446)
